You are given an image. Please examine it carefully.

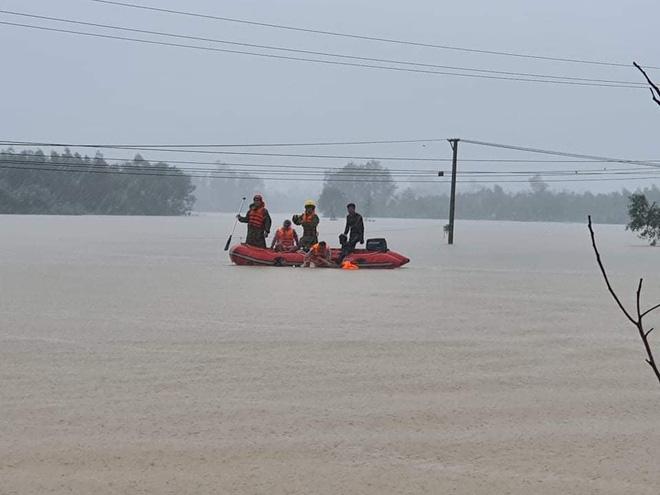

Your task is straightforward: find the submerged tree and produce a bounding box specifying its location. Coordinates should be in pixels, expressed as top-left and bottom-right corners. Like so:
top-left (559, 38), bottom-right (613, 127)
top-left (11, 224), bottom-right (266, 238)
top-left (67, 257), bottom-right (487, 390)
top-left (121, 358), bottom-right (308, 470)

top-left (317, 161), bottom-right (395, 217)
top-left (192, 164), bottom-right (264, 212)
top-left (317, 185), bottom-right (347, 218)
top-left (0, 148), bottom-right (195, 215)
top-left (626, 193), bottom-right (660, 246)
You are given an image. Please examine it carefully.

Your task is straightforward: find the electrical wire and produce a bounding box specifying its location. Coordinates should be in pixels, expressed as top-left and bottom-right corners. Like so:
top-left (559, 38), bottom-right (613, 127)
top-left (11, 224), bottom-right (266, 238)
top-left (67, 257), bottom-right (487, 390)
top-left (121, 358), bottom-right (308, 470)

top-left (0, 140), bottom-right (449, 161)
top-left (7, 140), bottom-right (660, 164)
top-left (4, 144), bottom-right (660, 167)
top-left (448, 169), bottom-right (659, 178)
top-left (4, 155), bottom-right (660, 179)
top-left (462, 139), bottom-right (660, 169)
top-left (0, 10), bottom-right (647, 87)
top-left (0, 137), bottom-right (453, 148)
top-left (0, 154), bottom-right (438, 176)
top-left (3, 137), bottom-right (660, 161)
top-left (0, 151), bottom-right (442, 173)
top-left (0, 20), bottom-right (644, 89)
top-left (88, 0), bottom-right (660, 70)
top-left (0, 162), bottom-right (442, 183)
top-left (2, 161), bottom-right (660, 184)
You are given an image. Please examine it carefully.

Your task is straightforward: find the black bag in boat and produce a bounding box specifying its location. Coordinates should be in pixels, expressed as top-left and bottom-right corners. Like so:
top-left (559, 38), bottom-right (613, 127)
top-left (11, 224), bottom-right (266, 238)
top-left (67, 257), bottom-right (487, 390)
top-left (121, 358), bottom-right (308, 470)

top-left (366, 238), bottom-right (388, 252)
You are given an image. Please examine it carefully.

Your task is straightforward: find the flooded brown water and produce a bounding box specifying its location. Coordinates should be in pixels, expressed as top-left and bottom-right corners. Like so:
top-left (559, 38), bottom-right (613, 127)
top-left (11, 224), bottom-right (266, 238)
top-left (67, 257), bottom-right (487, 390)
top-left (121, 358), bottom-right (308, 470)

top-left (1, 214), bottom-right (659, 494)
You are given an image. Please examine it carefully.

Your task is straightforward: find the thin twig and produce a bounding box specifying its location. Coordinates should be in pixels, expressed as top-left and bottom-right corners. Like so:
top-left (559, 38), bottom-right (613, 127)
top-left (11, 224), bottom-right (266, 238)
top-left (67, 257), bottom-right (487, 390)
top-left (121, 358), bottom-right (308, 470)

top-left (588, 215), bottom-right (660, 386)
top-left (641, 302), bottom-right (660, 319)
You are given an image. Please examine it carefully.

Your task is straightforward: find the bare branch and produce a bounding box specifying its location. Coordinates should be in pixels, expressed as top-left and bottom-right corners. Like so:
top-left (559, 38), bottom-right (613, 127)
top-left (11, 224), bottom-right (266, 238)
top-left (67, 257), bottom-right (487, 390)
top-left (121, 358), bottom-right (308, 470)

top-left (636, 278), bottom-right (643, 320)
top-left (641, 302), bottom-right (660, 319)
top-left (588, 215), bottom-right (660, 386)
top-left (636, 320), bottom-right (660, 385)
top-left (634, 62), bottom-right (660, 106)
top-left (588, 216), bottom-right (636, 324)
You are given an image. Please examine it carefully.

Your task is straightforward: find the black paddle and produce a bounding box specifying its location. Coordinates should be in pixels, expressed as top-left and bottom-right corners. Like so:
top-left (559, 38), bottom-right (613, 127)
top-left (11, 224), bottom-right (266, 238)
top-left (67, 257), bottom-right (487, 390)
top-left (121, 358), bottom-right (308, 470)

top-left (224, 196), bottom-right (247, 251)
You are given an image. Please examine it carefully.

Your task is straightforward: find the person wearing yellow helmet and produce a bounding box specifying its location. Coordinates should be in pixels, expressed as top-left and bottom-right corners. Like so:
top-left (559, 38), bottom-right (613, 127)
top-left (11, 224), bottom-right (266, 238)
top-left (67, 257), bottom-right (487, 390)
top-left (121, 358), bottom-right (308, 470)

top-left (292, 199), bottom-right (319, 250)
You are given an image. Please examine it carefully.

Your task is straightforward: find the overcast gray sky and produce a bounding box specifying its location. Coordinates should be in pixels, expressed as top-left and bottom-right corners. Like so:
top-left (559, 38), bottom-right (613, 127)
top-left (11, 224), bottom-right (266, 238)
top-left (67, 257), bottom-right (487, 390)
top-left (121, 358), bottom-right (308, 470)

top-left (1, 0), bottom-right (659, 193)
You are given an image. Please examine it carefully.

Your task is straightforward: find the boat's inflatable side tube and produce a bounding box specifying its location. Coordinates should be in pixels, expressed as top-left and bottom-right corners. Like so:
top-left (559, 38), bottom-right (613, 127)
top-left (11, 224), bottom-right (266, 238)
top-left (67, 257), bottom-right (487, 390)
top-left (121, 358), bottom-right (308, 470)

top-left (229, 245), bottom-right (409, 268)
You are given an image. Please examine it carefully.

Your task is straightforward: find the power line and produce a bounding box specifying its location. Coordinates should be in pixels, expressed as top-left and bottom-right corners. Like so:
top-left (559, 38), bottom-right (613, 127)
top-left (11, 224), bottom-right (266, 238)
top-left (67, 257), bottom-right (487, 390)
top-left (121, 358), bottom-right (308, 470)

top-left (458, 176), bottom-right (660, 184)
top-left (0, 159), bottom-right (652, 183)
top-left (88, 0), bottom-right (660, 70)
top-left (5, 144), bottom-right (660, 171)
top-left (459, 168), bottom-right (660, 176)
top-left (0, 139), bottom-right (448, 161)
top-left (0, 138), bottom-right (452, 150)
top-left (462, 139), bottom-right (660, 169)
top-left (0, 10), bottom-right (646, 87)
top-left (0, 20), bottom-right (644, 89)
top-left (0, 162), bottom-right (442, 183)
top-left (8, 140), bottom-right (660, 164)
top-left (0, 137), bottom-right (453, 149)
top-left (4, 137), bottom-right (660, 161)
top-left (2, 162), bottom-right (660, 184)
top-left (4, 155), bottom-right (660, 178)
top-left (5, 142), bottom-right (660, 169)
top-left (0, 153), bottom-right (438, 175)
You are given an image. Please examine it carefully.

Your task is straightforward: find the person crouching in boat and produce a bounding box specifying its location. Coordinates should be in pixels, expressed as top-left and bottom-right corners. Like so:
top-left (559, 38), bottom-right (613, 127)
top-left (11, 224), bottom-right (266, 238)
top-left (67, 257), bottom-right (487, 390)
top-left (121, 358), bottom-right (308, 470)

top-left (271, 219), bottom-right (299, 252)
top-left (292, 199), bottom-right (319, 251)
top-left (237, 194), bottom-right (271, 248)
top-left (303, 241), bottom-right (335, 268)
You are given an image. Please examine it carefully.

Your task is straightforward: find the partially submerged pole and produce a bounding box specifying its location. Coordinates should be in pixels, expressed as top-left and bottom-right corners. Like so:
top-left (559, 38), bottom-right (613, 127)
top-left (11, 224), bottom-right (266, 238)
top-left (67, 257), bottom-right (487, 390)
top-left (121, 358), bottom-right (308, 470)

top-left (447, 138), bottom-right (459, 245)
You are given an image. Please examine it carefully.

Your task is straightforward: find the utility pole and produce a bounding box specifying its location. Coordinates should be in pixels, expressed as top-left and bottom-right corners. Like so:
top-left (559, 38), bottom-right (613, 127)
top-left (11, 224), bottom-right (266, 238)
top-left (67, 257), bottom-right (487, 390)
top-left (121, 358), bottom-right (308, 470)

top-left (447, 139), bottom-right (459, 245)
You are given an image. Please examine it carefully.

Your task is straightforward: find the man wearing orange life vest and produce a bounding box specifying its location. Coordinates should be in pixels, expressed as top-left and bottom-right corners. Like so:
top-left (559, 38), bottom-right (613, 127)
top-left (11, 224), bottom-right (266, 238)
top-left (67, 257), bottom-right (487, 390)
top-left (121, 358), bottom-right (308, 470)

top-left (237, 194), bottom-right (271, 248)
top-left (271, 219), bottom-right (299, 252)
top-left (292, 200), bottom-right (320, 251)
top-left (303, 241), bottom-right (335, 268)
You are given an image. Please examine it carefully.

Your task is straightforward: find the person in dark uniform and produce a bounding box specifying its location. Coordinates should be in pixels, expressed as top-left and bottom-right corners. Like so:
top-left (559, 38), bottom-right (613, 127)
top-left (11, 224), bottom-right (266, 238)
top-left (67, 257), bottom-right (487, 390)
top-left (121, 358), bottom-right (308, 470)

top-left (339, 202), bottom-right (364, 262)
top-left (237, 194), bottom-right (271, 248)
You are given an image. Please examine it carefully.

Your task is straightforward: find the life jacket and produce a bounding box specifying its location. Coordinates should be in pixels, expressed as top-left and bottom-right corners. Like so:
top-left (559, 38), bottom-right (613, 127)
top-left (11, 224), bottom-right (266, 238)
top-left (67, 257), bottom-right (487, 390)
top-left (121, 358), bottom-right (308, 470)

top-left (276, 227), bottom-right (295, 248)
top-left (341, 260), bottom-right (359, 270)
top-left (300, 212), bottom-right (318, 238)
top-left (310, 243), bottom-right (328, 257)
top-left (248, 206), bottom-right (266, 228)
top-left (301, 212), bottom-right (316, 224)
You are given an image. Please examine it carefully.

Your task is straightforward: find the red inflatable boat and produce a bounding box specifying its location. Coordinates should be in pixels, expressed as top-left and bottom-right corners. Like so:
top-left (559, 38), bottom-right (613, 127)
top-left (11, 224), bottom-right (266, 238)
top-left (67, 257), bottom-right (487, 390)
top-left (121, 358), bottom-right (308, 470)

top-left (229, 244), bottom-right (410, 268)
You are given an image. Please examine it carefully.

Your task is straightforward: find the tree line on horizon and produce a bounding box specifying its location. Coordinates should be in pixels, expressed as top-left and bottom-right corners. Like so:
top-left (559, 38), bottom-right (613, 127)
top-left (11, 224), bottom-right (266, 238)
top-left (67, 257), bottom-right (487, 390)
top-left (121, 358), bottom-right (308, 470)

top-left (316, 161), bottom-right (660, 225)
top-left (2, 149), bottom-right (660, 225)
top-left (0, 148), bottom-right (195, 215)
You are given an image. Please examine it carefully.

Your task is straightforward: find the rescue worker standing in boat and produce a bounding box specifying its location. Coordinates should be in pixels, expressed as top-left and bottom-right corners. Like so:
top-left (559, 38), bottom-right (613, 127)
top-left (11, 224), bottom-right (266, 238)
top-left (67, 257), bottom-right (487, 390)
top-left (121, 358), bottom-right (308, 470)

top-left (237, 194), bottom-right (271, 248)
top-left (338, 202), bottom-right (365, 262)
top-left (292, 200), bottom-right (320, 251)
top-left (271, 219), bottom-right (299, 252)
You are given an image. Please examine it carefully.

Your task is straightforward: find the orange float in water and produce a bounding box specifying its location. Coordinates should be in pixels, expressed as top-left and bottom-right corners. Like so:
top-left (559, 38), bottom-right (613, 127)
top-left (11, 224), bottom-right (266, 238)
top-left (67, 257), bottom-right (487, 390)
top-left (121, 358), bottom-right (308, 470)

top-left (341, 261), bottom-right (359, 270)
